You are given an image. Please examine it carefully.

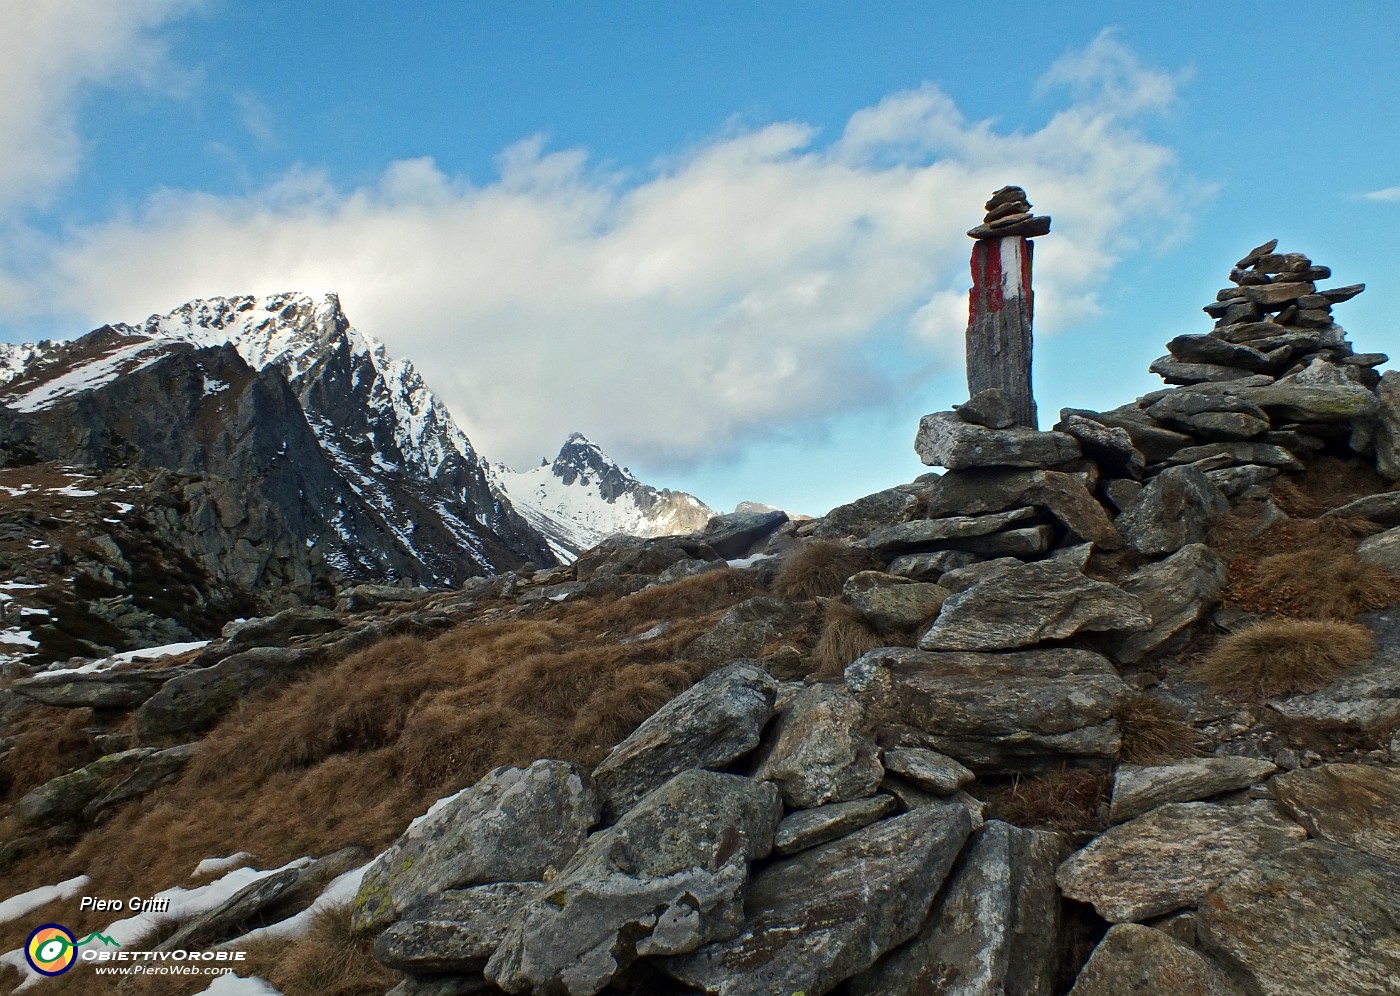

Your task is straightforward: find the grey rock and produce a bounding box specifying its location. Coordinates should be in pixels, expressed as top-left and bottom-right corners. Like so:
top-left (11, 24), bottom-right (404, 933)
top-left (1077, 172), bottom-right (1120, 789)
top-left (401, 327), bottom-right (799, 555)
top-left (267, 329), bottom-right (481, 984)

top-left (1059, 407), bottom-right (1194, 463)
top-left (924, 468), bottom-right (1123, 550)
top-left (1101, 478), bottom-right (1143, 513)
top-left (774, 795), bottom-right (899, 855)
top-left (693, 509), bottom-right (789, 559)
top-left (486, 770), bottom-right (781, 995)
top-left (1205, 464), bottom-right (1280, 499)
top-left (1322, 491), bottom-right (1400, 526)
top-left (937, 557), bottom-right (1022, 594)
top-left (83, 742), bottom-right (196, 820)
top-left (949, 525), bottom-right (1056, 557)
top-left (1110, 757), bottom-right (1278, 823)
top-left (1376, 371), bottom-right (1400, 480)
top-left (13, 748), bottom-right (155, 827)
top-left (157, 864), bottom-right (307, 952)
top-left (353, 760), bottom-right (600, 932)
top-left (386, 976), bottom-right (492, 996)
top-left (8, 667), bottom-right (192, 709)
top-left (1235, 238), bottom-right (1279, 268)
top-left (1168, 441), bottom-right (1304, 470)
top-left (1267, 763), bottom-right (1400, 866)
top-left (1268, 656), bottom-right (1400, 728)
top-left (814, 488), bottom-right (919, 541)
top-left (882, 747), bottom-right (974, 795)
top-left (374, 883), bottom-right (538, 974)
top-left (915, 412), bottom-right (1080, 470)
top-left (1166, 334), bottom-right (1271, 372)
top-left (1232, 382), bottom-right (1379, 423)
top-left (1056, 801), bottom-right (1307, 922)
top-left (136, 646), bottom-right (311, 740)
top-left (1149, 357), bottom-right (1262, 386)
top-left (221, 605), bottom-right (343, 650)
top-left (683, 597), bottom-right (813, 663)
top-left (1117, 466), bottom-right (1230, 556)
top-left (1069, 924), bottom-right (1243, 996)
top-left (955, 388), bottom-right (1017, 429)
top-left (591, 661), bottom-right (777, 820)
top-left (847, 647), bottom-right (1128, 770)
top-left (666, 803), bottom-right (973, 996)
top-left (336, 583), bottom-right (432, 612)
top-left (920, 561), bottom-right (1149, 652)
top-left (1146, 392), bottom-right (1269, 441)
top-left (886, 550), bottom-right (981, 581)
top-left (1197, 841), bottom-right (1400, 996)
top-left (1108, 544), bottom-right (1228, 664)
top-left (1055, 414), bottom-right (1145, 478)
top-left (754, 683), bottom-right (884, 808)
top-left (1357, 525), bottom-right (1400, 574)
top-left (859, 507), bottom-right (1037, 553)
top-left (843, 573), bottom-right (948, 632)
top-left (851, 821), bottom-right (1067, 996)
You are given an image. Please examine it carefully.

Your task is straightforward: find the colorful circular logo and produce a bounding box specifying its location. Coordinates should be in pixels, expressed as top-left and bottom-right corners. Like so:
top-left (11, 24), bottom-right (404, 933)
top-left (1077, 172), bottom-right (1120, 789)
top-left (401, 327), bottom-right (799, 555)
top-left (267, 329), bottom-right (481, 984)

top-left (25, 924), bottom-right (76, 976)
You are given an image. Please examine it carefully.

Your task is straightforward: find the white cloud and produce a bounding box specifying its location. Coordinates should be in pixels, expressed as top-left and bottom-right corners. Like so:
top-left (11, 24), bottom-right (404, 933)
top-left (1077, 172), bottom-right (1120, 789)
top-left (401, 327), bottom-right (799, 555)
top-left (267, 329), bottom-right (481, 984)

top-left (1036, 28), bottom-right (1190, 116)
top-left (1363, 186), bottom-right (1400, 202)
top-left (0, 0), bottom-right (199, 216)
top-left (7, 36), bottom-right (1200, 471)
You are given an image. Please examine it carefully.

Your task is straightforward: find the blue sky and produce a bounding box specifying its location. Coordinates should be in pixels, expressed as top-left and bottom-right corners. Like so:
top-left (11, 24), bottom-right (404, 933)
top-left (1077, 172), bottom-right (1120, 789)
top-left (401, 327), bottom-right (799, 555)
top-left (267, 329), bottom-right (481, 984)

top-left (1, 2), bottom-right (1398, 515)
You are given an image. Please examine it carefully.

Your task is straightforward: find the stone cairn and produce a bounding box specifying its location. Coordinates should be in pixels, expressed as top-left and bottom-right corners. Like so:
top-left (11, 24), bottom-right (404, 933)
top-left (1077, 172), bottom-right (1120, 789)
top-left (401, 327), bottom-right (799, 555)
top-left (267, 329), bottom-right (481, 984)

top-left (964, 185), bottom-right (1051, 428)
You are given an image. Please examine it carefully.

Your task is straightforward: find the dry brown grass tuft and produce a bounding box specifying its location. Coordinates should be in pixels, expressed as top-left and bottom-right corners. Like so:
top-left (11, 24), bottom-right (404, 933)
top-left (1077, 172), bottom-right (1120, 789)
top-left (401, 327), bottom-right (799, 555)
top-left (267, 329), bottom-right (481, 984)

top-left (983, 767), bottom-right (1110, 833)
top-left (241, 903), bottom-right (397, 996)
top-left (612, 567), bottom-right (753, 623)
top-left (1115, 693), bottom-right (1201, 764)
top-left (0, 708), bottom-right (100, 801)
top-left (1269, 457), bottom-right (1393, 518)
top-left (569, 661), bottom-right (697, 757)
top-left (1192, 618), bottom-right (1376, 699)
top-left (812, 601), bottom-right (888, 678)
top-left (1247, 548), bottom-right (1400, 620)
top-left (771, 541), bottom-right (876, 600)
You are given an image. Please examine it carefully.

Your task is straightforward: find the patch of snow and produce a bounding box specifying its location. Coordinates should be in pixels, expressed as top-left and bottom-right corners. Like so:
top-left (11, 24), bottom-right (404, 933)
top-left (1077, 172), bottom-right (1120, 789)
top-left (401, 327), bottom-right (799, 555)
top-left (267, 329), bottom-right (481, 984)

top-left (192, 853), bottom-right (253, 878)
top-left (202, 376), bottom-right (230, 395)
top-left (0, 629), bottom-right (38, 648)
top-left (727, 553), bottom-right (778, 569)
top-left (222, 864), bottom-right (369, 947)
top-left (0, 583), bottom-right (42, 590)
top-left (110, 502), bottom-right (134, 514)
top-left (193, 975), bottom-right (282, 995)
top-left (0, 876), bottom-right (90, 926)
top-left (47, 486), bottom-right (100, 498)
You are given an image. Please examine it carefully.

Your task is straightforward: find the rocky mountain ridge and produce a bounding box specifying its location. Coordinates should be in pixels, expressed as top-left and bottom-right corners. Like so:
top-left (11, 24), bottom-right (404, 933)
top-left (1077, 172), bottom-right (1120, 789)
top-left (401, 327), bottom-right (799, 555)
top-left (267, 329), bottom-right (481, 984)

top-left (2, 240), bottom-right (1399, 995)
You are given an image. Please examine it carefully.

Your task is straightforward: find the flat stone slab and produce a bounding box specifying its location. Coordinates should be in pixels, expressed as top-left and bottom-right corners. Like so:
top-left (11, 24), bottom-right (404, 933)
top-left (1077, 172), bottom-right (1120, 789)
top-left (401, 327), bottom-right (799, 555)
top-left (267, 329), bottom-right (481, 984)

top-left (859, 507), bottom-right (1037, 552)
top-left (915, 412), bottom-right (1081, 470)
top-left (1358, 525), bottom-right (1400, 575)
top-left (1198, 841), bottom-right (1400, 995)
top-left (1057, 801), bottom-right (1306, 922)
top-left (773, 795), bottom-right (898, 856)
top-left (1322, 491), bottom-right (1400, 526)
top-left (374, 883), bottom-right (539, 975)
top-left (591, 661), bottom-right (777, 819)
top-left (920, 560), bottom-right (1149, 652)
top-left (1110, 757), bottom-right (1278, 823)
top-left (665, 803), bottom-right (973, 996)
top-left (1267, 763), bottom-right (1400, 866)
top-left (850, 820), bottom-right (1066, 996)
top-left (1108, 543), bottom-right (1227, 665)
top-left (8, 667), bottom-right (192, 709)
top-left (847, 647), bottom-right (1128, 770)
top-left (1069, 924), bottom-right (1243, 996)
top-left (882, 747), bottom-right (975, 795)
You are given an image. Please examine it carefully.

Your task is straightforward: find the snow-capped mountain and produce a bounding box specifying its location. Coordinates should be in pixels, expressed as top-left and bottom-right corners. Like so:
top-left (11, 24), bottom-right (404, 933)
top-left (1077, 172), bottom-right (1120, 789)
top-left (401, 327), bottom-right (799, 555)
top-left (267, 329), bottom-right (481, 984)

top-left (490, 433), bottom-right (715, 558)
top-left (0, 293), bottom-right (714, 592)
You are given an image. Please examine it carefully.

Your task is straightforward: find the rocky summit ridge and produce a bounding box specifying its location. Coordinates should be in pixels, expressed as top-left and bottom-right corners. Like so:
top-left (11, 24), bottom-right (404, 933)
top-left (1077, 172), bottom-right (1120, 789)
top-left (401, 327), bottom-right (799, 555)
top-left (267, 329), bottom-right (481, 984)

top-left (2, 241), bottom-right (1400, 996)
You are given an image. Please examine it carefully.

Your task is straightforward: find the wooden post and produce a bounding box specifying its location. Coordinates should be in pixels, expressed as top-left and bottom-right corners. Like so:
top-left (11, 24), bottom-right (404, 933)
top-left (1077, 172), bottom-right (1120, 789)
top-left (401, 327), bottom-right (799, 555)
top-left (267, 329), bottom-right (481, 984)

top-left (965, 186), bottom-right (1050, 429)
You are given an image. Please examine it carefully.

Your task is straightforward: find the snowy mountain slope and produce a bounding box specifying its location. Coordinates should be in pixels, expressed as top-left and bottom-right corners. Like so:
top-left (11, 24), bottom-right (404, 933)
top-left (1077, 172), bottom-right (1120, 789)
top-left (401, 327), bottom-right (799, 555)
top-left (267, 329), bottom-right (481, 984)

top-left (489, 433), bottom-right (715, 558)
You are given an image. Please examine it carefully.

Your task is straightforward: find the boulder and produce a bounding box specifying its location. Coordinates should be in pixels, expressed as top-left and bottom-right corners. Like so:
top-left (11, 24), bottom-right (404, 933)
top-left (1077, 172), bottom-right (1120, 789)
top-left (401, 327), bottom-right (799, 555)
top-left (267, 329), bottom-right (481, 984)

top-left (1168, 441), bottom-right (1304, 470)
top-left (1109, 756), bottom-right (1278, 823)
top-left (1321, 491), bottom-right (1400, 526)
top-left (353, 760), bottom-right (600, 932)
top-left (1069, 924), bottom-right (1244, 996)
top-left (1268, 618), bottom-right (1399, 727)
top-left (847, 647), bottom-right (1128, 770)
top-left (1376, 371), bottom-right (1400, 480)
top-left (915, 412), bottom-right (1080, 470)
top-left (485, 771), bottom-right (782, 995)
top-left (1107, 544), bottom-right (1228, 664)
top-left (843, 573), bottom-right (948, 632)
top-left (1055, 414), bottom-right (1146, 479)
top-left (754, 683), bottom-right (884, 808)
top-left (220, 605), bottom-right (343, 651)
top-left (1232, 382), bottom-right (1379, 423)
top-left (156, 864), bottom-right (309, 952)
top-left (1357, 526), bottom-right (1400, 575)
top-left (923, 468), bottom-right (1123, 549)
top-left (1205, 464), bottom-right (1280, 498)
top-left (683, 597), bottom-right (813, 663)
top-left (920, 561), bottom-right (1150, 652)
top-left (881, 747), bottom-right (974, 795)
top-left (814, 488), bottom-right (920, 541)
top-left (9, 667), bottom-right (192, 709)
top-left (1267, 763), bottom-right (1400, 866)
top-left (1197, 841), bottom-right (1400, 995)
top-left (859, 507), bottom-right (1037, 553)
top-left (1149, 357), bottom-right (1260, 387)
top-left (13, 748), bottom-right (156, 827)
top-left (135, 647), bottom-right (312, 740)
top-left (1146, 392), bottom-right (1269, 442)
top-left (955, 388), bottom-right (1017, 429)
top-left (590, 661), bottom-right (777, 820)
top-left (1056, 801), bottom-right (1306, 922)
top-left (1117, 466), bottom-right (1229, 557)
top-left (374, 883), bottom-right (538, 975)
top-left (82, 742), bottom-right (196, 820)
top-left (665, 803), bottom-right (974, 996)
top-left (692, 510), bottom-right (789, 559)
top-left (1166, 334), bottom-right (1271, 373)
top-left (773, 795), bottom-right (899, 856)
top-left (850, 821), bottom-right (1067, 996)
top-left (1060, 408), bottom-right (1193, 463)
top-left (886, 550), bottom-right (981, 581)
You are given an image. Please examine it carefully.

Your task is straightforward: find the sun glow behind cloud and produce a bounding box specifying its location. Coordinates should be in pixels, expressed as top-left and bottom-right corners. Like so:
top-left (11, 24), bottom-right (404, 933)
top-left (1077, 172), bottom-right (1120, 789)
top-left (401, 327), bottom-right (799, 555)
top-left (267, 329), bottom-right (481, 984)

top-left (0, 12), bottom-right (1200, 472)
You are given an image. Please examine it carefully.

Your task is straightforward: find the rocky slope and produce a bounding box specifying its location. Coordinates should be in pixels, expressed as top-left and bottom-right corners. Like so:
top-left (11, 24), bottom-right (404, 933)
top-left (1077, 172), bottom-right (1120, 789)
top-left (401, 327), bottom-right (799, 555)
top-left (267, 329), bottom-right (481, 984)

top-left (2, 240), bottom-right (1399, 995)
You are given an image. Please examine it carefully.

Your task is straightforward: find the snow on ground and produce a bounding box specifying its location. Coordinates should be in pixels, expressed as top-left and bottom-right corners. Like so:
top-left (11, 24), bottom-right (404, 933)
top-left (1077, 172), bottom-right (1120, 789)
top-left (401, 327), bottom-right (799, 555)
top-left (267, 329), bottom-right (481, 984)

top-left (193, 975), bottom-right (281, 995)
top-left (0, 583), bottom-right (42, 591)
top-left (32, 641), bottom-right (210, 680)
top-left (222, 864), bottom-right (369, 948)
top-left (45, 486), bottom-right (99, 498)
top-left (0, 630), bottom-right (37, 648)
top-left (1, 336), bottom-right (169, 413)
top-left (0, 877), bottom-right (90, 927)
top-left (192, 853), bottom-right (253, 878)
